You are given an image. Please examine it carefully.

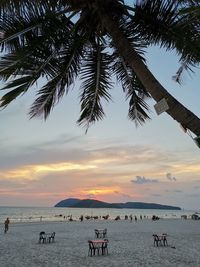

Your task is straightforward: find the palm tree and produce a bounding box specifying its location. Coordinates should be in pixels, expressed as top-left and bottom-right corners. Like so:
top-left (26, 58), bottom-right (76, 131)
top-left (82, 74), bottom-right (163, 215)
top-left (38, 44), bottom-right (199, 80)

top-left (0, 0), bottom-right (200, 139)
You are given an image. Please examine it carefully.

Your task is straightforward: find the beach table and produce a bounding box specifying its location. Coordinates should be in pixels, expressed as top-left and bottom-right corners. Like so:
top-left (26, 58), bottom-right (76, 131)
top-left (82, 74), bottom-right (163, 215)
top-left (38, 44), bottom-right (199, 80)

top-left (94, 228), bottom-right (107, 238)
top-left (88, 239), bottom-right (108, 256)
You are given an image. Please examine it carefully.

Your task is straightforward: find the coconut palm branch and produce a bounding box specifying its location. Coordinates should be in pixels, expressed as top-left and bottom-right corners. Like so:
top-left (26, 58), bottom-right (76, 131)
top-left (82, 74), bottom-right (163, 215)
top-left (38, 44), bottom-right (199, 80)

top-left (78, 39), bottom-right (113, 131)
top-left (129, 0), bottom-right (200, 63)
top-left (174, 1), bottom-right (200, 83)
top-left (112, 53), bottom-right (150, 126)
top-left (29, 31), bottom-right (89, 119)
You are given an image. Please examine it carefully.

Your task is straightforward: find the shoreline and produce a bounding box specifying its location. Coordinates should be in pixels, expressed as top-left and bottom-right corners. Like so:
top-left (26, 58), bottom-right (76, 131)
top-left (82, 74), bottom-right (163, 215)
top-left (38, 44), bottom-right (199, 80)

top-left (0, 206), bottom-right (197, 224)
top-left (0, 210), bottom-right (197, 224)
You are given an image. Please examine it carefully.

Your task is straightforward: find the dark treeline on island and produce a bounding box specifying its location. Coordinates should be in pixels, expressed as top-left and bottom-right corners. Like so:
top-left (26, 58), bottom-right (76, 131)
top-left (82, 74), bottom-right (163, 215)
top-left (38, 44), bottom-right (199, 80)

top-left (54, 198), bottom-right (181, 210)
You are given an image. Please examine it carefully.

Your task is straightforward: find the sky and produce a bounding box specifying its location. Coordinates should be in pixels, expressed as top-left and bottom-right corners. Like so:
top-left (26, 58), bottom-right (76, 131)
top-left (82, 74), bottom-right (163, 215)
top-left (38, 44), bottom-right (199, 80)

top-left (1, 14), bottom-right (200, 210)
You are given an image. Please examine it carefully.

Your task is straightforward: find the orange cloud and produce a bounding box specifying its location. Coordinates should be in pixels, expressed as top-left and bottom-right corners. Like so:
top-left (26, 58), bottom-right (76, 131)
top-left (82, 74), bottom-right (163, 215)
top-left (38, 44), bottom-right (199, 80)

top-left (0, 162), bottom-right (97, 180)
top-left (83, 187), bottom-right (119, 196)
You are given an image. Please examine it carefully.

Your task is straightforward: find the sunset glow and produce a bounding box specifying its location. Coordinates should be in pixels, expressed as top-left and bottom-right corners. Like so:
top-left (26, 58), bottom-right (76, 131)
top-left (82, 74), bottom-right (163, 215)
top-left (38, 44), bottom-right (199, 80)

top-left (1, 162), bottom-right (97, 180)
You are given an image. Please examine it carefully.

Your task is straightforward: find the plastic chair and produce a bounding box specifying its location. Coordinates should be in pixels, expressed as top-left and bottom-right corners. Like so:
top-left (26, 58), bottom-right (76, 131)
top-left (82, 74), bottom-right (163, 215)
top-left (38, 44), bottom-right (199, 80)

top-left (48, 232), bottom-right (56, 243)
top-left (39, 232), bottom-right (46, 243)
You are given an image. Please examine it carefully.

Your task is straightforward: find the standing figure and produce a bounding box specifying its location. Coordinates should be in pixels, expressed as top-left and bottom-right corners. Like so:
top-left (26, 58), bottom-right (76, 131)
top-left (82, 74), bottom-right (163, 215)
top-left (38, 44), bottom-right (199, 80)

top-left (129, 214), bottom-right (133, 222)
top-left (4, 217), bottom-right (10, 233)
top-left (135, 215), bottom-right (137, 222)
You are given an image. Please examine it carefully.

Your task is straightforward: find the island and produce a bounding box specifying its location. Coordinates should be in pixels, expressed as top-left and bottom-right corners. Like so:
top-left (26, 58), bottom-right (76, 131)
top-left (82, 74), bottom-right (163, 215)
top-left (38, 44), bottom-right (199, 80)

top-left (54, 198), bottom-right (181, 210)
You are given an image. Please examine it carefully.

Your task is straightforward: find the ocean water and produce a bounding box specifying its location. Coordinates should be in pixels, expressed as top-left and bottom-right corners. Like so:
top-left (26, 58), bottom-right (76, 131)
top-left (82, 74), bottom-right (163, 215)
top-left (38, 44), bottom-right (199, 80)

top-left (0, 207), bottom-right (197, 223)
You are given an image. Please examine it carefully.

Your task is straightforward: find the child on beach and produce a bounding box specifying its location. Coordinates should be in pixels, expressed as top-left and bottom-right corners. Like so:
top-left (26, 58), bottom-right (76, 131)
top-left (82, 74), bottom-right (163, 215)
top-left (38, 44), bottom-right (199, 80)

top-left (4, 217), bottom-right (10, 233)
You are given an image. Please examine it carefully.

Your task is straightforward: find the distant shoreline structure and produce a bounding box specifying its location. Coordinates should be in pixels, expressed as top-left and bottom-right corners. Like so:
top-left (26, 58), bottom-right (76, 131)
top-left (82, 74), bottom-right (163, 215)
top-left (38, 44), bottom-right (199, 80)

top-left (54, 198), bottom-right (181, 210)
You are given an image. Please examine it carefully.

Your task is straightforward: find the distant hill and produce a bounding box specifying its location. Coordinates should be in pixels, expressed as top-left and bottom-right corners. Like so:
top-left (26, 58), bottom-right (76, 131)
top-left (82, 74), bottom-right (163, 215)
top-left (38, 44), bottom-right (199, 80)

top-left (71, 199), bottom-right (121, 209)
top-left (54, 198), bottom-right (181, 210)
top-left (54, 198), bottom-right (80, 207)
top-left (122, 202), bottom-right (180, 210)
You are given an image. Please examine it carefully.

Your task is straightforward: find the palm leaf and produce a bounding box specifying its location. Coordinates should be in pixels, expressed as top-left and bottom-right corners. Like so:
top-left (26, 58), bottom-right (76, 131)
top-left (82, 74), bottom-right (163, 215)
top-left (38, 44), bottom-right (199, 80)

top-left (0, 76), bottom-right (33, 107)
top-left (78, 39), bottom-right (113, 131)
top-left (29, 32), bottom-right (88, 119)
top-left (127, 84), bottom-right (151, 126)
top-left (0, 7), bottom-right (81, 108)
top-left (129, 0), bottom-right (200, 65)
top-left (112, 53), bottom-right (151, 125)
top-left (0, 3), bottom-right (76, 53)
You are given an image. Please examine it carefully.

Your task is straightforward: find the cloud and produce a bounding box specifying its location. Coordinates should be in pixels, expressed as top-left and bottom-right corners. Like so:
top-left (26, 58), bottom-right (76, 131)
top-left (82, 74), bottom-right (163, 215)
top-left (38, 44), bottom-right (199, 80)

top-left (131, 176), bottom-right (158, 184)
top-left (1, 132), bottom-right (200, 207)
top-left (0, 162), bottom-right (97, 181)
top-left (166, 173), bottom-right (176, 181)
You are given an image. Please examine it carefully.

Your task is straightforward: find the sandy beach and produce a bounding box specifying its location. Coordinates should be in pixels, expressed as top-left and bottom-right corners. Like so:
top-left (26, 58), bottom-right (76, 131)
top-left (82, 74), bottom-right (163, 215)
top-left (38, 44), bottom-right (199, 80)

top-left (0, 218), bottom-right (200, 267)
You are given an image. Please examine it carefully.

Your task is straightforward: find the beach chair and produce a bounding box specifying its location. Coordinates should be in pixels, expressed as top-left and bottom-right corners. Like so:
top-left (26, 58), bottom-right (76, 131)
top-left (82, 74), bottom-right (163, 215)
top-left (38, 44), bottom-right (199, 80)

top-left (152, 234), bottom-right (162, 247)
top-left (102, 239), bottom-right (109, 255)
top-left (39, 232), bottom-right (46, 243)
top-left (103, 229), bottom-right (107, 238)
top-left (88, 240), bottom-right (98, 256)
top-left (48, 232), bottom-right (56, 243)
top-left (162, 233), bottom-right (168, 246)
top-left (95, 229), bottom-right (100, 238)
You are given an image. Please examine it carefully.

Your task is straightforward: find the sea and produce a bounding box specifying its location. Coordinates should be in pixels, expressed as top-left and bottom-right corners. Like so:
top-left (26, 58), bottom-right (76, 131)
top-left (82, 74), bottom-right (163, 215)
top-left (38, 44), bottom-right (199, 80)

top-left (0, 206), bottom-right (197, 223)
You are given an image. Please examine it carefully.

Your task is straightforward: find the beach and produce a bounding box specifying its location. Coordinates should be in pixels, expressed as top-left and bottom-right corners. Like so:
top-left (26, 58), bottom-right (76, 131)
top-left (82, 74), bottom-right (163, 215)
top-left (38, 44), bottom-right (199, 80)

top-left (1, 218), bottom-right (200, 267)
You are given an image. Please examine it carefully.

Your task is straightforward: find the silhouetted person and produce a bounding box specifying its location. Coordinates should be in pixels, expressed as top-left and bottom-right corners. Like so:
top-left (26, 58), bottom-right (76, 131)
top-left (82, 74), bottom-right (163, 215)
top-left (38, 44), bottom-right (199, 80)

top-left (129, 214), bottom-right (133, 222)
top-left (4, 217), bottom-right (10, 233)
top-left (135, 215), bottom-right (137, 222)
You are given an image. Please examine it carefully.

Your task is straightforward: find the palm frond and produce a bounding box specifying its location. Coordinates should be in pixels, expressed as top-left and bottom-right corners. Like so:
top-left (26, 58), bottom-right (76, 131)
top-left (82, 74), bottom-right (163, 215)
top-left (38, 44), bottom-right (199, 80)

top-left (130, 0), bottom-right (200, 65)
top-left (172, 57), bottom-right (196, 84)
top-left (0, 76), bottom-right (33, 107)
top-left (128, 92), bottom-right (151, 126)
top-left (29, 32), bottom-right (87, 119)
top-left (78, 39), bottom-right (113, 131)
top-left (112, 54), bottom-right (151, 125)
top-left (0, 6), bottom-right (82, 109)
top-left (0, 3), bottom-right (76, 53)
top-left (0, 0), bottom-right (69, 17)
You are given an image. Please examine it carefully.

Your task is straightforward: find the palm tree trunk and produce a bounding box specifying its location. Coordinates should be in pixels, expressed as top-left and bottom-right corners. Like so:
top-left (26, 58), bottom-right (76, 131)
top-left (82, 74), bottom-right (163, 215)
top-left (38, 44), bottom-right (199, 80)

top-left (101, 14), bottom-right (200, 137)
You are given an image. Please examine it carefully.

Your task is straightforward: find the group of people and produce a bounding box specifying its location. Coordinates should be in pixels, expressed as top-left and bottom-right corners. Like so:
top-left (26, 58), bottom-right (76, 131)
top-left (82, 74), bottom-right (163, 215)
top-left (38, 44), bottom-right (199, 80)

top-left (124, 214), bottom-right (145, 222)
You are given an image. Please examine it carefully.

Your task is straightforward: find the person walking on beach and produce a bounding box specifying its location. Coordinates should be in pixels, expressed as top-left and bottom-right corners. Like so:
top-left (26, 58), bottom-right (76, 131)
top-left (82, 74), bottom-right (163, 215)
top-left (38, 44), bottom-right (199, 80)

top-left (4, 217), bottom-right (10, 233)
